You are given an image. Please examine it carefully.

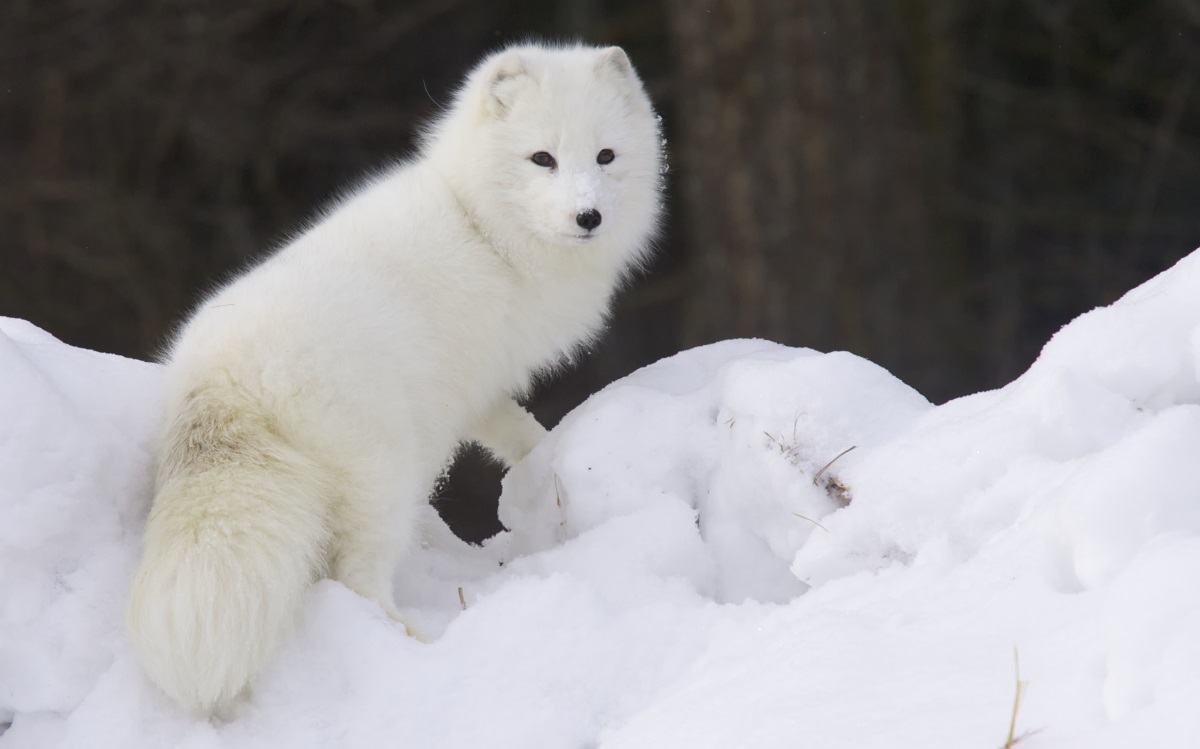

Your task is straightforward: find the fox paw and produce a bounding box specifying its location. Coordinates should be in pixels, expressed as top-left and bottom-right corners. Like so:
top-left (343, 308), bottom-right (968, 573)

top-left (380, 603), bottom-right (429, 643)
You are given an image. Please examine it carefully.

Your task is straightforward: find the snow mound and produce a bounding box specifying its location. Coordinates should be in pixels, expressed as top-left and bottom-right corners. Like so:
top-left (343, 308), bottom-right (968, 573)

top-left (3, 249), bottom-right (1200, 747)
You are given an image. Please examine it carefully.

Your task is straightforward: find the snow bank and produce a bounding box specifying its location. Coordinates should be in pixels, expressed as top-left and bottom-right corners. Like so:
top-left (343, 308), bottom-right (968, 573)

top-left (3, 249), bottom-right (1200, 747)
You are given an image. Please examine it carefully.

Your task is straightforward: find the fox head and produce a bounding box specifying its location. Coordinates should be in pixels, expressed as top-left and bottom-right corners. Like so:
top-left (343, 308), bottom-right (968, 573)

top-left (425, 44), bottom-right (665, 273)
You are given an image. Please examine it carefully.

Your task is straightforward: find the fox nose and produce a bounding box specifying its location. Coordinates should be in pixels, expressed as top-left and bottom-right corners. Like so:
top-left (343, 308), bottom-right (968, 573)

top-left (576, 209), bottom-right (602, 231)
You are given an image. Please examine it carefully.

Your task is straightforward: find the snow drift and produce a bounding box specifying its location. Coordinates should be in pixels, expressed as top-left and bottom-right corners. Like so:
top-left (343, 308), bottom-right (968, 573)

top-left (3, 250), bottom-right (1200, 747)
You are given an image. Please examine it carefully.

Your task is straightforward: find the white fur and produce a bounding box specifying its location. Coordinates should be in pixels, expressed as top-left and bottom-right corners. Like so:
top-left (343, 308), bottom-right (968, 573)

top-left (126, 43), bottom-right (664, 715)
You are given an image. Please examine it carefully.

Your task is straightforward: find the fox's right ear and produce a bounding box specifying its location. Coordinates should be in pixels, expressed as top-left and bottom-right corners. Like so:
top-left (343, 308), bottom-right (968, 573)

top-left (596, 47), bottom-right (633, 77)
top-left (482, 50), bottom-right (530, 118)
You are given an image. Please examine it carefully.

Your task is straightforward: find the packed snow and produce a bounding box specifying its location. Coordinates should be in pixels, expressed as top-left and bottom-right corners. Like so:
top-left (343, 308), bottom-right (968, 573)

top-left (4, 250), bottom-right (1200, 747)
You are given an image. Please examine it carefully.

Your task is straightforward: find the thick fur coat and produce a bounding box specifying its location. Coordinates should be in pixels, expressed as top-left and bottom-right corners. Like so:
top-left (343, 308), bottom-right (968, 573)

top-left (126, 42), bottom-right (664, 714)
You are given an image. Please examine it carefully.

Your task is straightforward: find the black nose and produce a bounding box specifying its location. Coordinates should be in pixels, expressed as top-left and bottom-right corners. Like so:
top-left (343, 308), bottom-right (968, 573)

top-left (576, 209), bottom-right (602, 231)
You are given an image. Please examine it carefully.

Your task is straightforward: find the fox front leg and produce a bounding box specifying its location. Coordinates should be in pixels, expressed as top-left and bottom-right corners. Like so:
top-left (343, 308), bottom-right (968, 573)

top-left (469, 397), bottom-right (548, 468)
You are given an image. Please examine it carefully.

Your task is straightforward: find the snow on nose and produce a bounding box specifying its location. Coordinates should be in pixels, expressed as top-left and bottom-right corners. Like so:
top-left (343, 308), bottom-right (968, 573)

top-left (570, 172), bottom-right (605, 231)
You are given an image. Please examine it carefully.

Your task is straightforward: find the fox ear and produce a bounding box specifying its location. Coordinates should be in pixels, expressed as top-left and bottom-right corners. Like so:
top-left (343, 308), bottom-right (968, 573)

top-left (596, 46), bottom-right (633, 77)
top-left (483, 51), bottom-right (529, 118)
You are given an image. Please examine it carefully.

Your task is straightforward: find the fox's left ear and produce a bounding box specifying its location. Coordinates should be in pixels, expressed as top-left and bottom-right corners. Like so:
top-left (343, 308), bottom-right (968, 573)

top-left (596, 47), bottom-right (633, 77)
top-left (483, 50), bottom-right (531, 118)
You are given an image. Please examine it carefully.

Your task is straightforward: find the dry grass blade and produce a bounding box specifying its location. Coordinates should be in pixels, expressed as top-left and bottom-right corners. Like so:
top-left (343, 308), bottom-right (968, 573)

top-left (812, 446), bottom-right (857, 486)
top-left (1004, 647), bottom-right (1024, 748)
top-left (457, 586), bottom-right (467, 611)
top-left (1000, 646), bottom-right (1042, 748)
top-left (791, 512), bottom-right (829, 532)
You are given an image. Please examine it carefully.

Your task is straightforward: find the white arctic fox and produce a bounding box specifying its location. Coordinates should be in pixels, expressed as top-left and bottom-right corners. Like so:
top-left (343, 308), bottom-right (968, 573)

top-left (127, 42), bottom-right (664, 714)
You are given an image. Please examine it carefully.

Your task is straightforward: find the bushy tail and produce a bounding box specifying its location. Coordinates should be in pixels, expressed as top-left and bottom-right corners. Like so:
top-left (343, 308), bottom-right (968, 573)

top-left (127, 388), bottom-right (331, 714)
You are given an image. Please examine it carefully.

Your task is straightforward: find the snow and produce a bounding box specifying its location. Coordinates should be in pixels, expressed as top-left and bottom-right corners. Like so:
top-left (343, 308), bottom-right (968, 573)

top-left (4, 250), bottom-right (1200, 748)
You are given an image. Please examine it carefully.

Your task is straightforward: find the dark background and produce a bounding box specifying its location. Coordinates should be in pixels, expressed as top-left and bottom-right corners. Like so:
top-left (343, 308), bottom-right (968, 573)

top-left (5, 1), bottom-right (1200, 540)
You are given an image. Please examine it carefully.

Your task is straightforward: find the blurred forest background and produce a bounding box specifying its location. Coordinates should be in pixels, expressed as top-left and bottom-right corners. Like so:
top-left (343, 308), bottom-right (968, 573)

top-left (4, 1), bottom-right (1200, 538)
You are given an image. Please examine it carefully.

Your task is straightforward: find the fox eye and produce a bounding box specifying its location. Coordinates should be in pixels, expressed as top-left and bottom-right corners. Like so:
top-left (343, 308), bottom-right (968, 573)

top-left (597, 148), bottom-right (615, 165)
top-left (531, 151), bottom-right (556, 168)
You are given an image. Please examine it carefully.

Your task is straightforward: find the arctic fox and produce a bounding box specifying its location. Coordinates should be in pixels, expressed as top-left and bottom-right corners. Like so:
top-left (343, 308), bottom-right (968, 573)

top-left (126, 42), bottom-right (664, 714)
